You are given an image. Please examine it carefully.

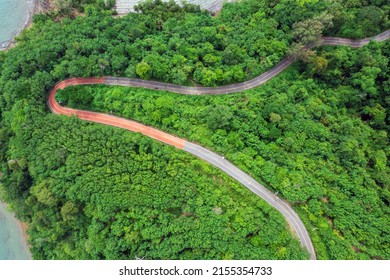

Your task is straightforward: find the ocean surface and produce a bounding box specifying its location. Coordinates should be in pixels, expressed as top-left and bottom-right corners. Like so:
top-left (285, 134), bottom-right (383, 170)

top-left (0, 0), bottom-right (33, 260)
top-left (0, 0), bottom-right (35, 49)
top-left (0, 201), bottom-right (31, 260)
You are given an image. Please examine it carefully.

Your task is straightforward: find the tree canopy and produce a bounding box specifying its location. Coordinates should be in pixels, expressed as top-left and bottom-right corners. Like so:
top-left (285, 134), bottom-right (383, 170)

top-left (0, 0), bottom-right (389, 260)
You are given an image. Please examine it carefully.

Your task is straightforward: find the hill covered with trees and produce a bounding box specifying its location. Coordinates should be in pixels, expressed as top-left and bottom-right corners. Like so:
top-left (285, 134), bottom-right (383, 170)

top-left (0, 0), bottom-right (389, 259)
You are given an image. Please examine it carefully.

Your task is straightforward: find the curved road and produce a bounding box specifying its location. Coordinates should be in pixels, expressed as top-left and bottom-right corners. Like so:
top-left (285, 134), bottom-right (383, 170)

top-left (48, 30), bottom-right (390, 260)
top-left (102, 30), bottom-right (390, 95)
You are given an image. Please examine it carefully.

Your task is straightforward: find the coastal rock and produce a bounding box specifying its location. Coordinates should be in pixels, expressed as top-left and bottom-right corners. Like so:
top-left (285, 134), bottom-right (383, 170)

top-left (115, 0), bottom-right (231, 14)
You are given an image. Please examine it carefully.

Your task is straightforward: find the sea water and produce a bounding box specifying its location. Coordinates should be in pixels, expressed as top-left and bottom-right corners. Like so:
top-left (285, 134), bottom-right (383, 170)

top-left (0, 0), bottom-right (34, 258)
top-left (0, 201), bottom-right (31, 259)
top-left (0, 0), bottom-right (35, 49)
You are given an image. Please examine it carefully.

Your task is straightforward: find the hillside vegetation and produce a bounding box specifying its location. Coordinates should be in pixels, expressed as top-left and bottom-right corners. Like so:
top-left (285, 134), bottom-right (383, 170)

top-left (1, 0), bottom-right (389, 259)
top-left (57, 39), bottom-right (390, 259)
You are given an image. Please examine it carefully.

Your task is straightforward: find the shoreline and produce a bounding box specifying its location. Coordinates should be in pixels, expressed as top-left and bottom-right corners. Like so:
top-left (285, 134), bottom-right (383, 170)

top-left (19, 221), bottom-right (31, 250)
top-left (1, 0), bottom-right (225, 51)
top-left (0, 0), bottom-right (38, 51)
top-left (0, 200), bottom-right (32, 259)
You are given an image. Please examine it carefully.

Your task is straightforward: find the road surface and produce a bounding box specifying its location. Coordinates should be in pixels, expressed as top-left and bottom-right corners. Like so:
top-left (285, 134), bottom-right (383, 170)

top-left (103, 30), bottom-right (390, 95)
top-left (48, 30), bottom-right (390, 260)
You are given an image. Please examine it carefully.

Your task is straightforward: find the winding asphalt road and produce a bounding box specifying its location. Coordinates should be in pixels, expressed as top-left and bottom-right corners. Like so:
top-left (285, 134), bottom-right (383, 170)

top-left (103, 30), bottom-right (390, 95)
top-left (48, 30), bottom-right (390, 260)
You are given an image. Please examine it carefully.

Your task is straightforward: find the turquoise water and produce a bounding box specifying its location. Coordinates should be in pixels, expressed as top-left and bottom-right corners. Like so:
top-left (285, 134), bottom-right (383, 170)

top-left (0, 201), bottom-right (31, 260)
top-left (0, 0), bottom-right (34, 260)
top-left (0, 0), bottom-right (35, 49)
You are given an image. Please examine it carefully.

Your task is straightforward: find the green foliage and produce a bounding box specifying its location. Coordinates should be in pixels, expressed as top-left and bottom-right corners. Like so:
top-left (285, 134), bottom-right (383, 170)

top-left (0, 0), bottom-right (389, 260)
top-left (204, 105), bottom-right (234, 131)
top-left (292, 12), bottom-right (333, 45)
top-left (9, 117), bottom-right (306, 259)
top-left (30, 180), bottom-right (58, 207)
top-left (58, 41), bottom-right (390, 260)
top-left (136, 61), bottom-right (152, 79)
top-left (48, 0), bottom-right (114, 17)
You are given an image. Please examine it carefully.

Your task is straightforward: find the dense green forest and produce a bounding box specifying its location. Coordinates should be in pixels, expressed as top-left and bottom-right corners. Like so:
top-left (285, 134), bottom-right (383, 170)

top-left (1, 0), bottom-right (389, 259)
top-left (5, 115), bottom-right (308, 259)
top-left (57, 39), bottom-right (390, 260)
